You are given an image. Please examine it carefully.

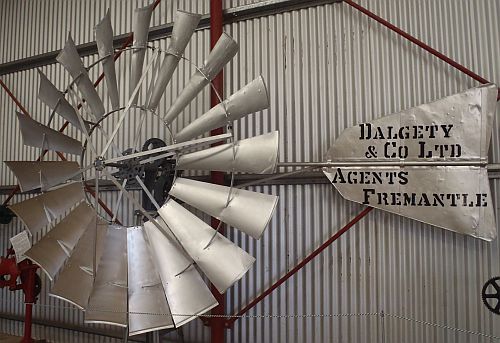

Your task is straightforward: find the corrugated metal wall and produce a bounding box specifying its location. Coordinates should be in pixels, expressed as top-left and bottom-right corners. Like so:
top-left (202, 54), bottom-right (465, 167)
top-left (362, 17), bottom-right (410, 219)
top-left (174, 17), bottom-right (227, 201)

top-left (1, 0), bottom-right (499, 342)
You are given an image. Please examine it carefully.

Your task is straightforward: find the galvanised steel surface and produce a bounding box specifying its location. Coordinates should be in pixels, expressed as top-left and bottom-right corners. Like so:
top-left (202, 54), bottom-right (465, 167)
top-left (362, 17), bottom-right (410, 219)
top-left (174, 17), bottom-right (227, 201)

top-left (2, 2), bottom-right (281, 341)
top-left (8, 183), bottom-right (85, 236)
top-left (143, 219), bottom-right (218, 327)
top-left (127, 226), bottom-right (174, 335)
top-left (37, 70), bottom-right (89, 132)
top-left (163, 32), bottom-right (239, 124)
top-left (0, 1), bottom-right (500, 343)
top-left (175, 75), bottom-right (270, 142)
top-left (130, 5), bottom-right (154, 106)
top-left (50, 218), bottom-right (108, 311)
top-left (15, 112), bottom-right (82, 156)
top-left (147, 10), bottom-right (201, 111)
top-left (4, 161), bottom-right (80, 193)
top-left (84, 225), bottom-right (128, 328)
top-left (24, 203), bottom-right (97, 281)
top-left (56, 34), bottom-right (106, 120)
top-left (158, 199), bottom-right (256, 294)
top-left (169, 177), bottom-right (279, 239)
top-left (176, 131), bottom-right (279, 174)
top-left (95, 10), bottom-right (120, 111)
top-left (324, 84), bottom-right (497, 241)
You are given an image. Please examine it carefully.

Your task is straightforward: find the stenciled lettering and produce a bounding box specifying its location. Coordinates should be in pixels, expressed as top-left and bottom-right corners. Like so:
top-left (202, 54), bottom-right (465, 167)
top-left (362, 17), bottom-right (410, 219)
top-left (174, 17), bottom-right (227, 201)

top-left (362, 189), bottom-right (488, 208)
top-left (358, 123), bottom-right (454, 140)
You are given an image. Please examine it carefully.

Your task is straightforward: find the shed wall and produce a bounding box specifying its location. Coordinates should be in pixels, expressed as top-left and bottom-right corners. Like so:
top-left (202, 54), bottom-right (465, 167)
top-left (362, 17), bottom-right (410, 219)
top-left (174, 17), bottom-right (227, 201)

top-left (0, 0), bottom-right (499, 342)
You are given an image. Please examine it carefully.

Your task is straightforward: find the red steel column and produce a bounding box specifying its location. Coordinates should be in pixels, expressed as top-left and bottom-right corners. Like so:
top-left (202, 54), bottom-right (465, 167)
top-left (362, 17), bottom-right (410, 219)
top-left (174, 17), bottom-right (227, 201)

top-left (209, 0), bottom-right (226, 342)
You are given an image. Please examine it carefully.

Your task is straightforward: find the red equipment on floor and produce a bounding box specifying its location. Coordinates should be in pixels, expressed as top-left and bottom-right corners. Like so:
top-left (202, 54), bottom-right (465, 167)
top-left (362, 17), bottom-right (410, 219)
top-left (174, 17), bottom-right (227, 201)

top-left (0, 247), bottom-right (41, 343)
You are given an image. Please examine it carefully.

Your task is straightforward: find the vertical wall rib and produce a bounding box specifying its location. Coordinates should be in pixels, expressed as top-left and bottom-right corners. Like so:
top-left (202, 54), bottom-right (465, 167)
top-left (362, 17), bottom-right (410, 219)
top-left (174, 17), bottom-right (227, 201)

top-left (0, 0), bottom-right (499, 342)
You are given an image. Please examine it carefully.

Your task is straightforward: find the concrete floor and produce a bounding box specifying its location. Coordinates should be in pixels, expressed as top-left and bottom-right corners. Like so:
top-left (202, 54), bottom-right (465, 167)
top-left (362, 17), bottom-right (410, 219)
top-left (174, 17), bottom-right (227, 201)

top-left (0, 333), bottom-right (48, 343)
top-left (0, 333), bottom-right (21, 343)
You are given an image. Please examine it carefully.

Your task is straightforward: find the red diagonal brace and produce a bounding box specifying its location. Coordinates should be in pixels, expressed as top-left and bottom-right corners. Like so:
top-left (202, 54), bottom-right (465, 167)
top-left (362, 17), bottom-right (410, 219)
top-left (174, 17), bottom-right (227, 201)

top-left (228, 0), bottom-right (498, 327)
top-left (226, 206), bottom-right (373, 326)
top-left (343, 0), bottom-right (500, 100)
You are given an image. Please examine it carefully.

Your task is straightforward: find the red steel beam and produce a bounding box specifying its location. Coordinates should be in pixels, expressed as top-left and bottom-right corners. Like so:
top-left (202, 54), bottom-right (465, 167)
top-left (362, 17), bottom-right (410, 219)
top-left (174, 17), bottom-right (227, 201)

top-left (226, 206), bottom-right (373, 326)
top-left (343, 0), bottom-right (500, 100)
top-left (209, 0), bottom-right (226, 342)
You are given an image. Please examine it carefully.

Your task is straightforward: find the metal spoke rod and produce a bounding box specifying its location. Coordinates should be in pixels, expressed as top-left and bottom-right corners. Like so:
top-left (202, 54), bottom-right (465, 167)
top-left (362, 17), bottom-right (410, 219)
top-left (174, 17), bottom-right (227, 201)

top-left (277, 161), bottom-right (492, 168)
top-left (103, 133), bottom-right (232, 164)
top-left (100, 50), bottom-right (160, 157)
top-left (135, 175), bottom-right (161, 210)
top-left (102, 169), bottom-right (192, 261)
top-left (278, 161), bottom-right (500, 171)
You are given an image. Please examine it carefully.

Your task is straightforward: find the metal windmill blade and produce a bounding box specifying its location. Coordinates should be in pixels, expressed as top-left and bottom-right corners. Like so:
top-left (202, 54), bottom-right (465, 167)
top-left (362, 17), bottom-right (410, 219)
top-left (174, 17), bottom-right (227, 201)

top-left (4, 5), bottom-right (280, 337)
top-left (95, 9), bottom-right (120, 110)
top-left (163, 32), bottom-right (239, 124)
top-left (56, 33), bottom-right (106, 120)
top-left (5, 161), bottom-right (80, 192)
top-left (16, 111), bottom-right (82, 155)
top-left (142, 219), bottom-right (218, 328)
top-left (8, 182), bottom-right (85, 236)
top-left (147, 10), bottom-right (201, 111)
top-left (175, 76), bottom-right (270, 142)
top-left (129, 4), bottom-right (153, 105)
top-left (37, 70), bottom-right (90, 132)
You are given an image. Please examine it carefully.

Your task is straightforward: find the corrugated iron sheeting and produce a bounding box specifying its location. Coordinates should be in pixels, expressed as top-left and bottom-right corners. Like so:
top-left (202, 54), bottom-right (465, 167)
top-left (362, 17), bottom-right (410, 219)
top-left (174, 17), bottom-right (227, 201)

top-left (0, 0), bottom-right (499, 342)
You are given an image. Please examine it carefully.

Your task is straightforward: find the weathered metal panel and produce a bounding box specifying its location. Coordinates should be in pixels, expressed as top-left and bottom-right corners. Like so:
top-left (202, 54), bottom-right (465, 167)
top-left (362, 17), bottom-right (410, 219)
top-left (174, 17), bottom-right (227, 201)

top-left (0, 0), bottom-right (499, 342)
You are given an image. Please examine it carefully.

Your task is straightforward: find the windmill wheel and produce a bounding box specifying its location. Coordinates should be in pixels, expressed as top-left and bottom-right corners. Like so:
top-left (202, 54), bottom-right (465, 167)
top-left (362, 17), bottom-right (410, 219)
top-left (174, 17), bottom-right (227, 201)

top-left (4, 6), bottom-right (279, 336)
top-left (482, 277), bottom-right (500, 315)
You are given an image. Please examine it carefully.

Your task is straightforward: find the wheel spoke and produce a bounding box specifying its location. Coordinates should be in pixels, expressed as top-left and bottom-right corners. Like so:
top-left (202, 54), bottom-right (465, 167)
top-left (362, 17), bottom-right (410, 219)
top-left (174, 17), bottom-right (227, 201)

top-left (484, 293), bottom-right (499, 298)
top-left (494, 301), bottom-right (500, 314)
top-left (100, 50), bottom-right (160, 157)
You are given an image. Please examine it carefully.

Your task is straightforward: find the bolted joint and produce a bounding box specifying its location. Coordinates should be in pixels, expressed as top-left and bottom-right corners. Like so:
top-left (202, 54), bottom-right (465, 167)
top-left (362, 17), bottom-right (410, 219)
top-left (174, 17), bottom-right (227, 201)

top-left (93, 156), bottom-right (106, 171)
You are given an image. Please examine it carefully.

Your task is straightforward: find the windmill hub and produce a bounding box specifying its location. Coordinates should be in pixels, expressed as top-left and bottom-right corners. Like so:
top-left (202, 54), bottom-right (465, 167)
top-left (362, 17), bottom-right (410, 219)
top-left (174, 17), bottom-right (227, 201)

top-left (93, 156), bottom-right (105, 171)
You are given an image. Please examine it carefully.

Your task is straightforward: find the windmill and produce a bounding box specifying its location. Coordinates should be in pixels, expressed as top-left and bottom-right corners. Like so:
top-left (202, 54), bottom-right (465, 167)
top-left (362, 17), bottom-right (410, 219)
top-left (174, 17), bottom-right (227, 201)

top-left (1, 2), bottom-right (499, 341)
top-left (3, 6), bottom-right (279, 336)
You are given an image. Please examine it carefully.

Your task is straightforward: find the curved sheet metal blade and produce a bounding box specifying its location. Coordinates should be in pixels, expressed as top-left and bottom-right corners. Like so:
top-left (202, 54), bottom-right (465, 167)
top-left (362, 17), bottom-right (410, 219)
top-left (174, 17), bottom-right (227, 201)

top-left (5, 161), bottom-right (80, 192)
top-left (49, 218), bottom-right (108, 309)
top-left (158, 199), bottom-right (255, 294)
top-left (24, 203), bottom-right (95, 280)
top-left (170, 178), bottom-right (278, 239)
top-left (147, 10), bottom-right (201, 110)
top-left (95, 10), bottom-right (120, 110)
top-left (143, 219), bottom-right (218, 327)
top-left (85, 225), bottom-right (128, 327)
top-left (37, 71), bottom-right (88, 132)
top-left (127, 226), bottom-right (174, 335)
top-left (176, 76), bottom-right (269, 142)
top-left (324, 83), bottom-right (498, 240)
top-left (177, 131), bottom-right (279, 174)
top-left (16, 112), bottom-right (82, 155)
top-left (9, 182), bottom-right (85, 236)
top-left (56, 33), bottom-right (105, 120)
top-left (130, 5), bottom-right (153, 105)
top-left (163, 33), bottom-right (238, 124)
